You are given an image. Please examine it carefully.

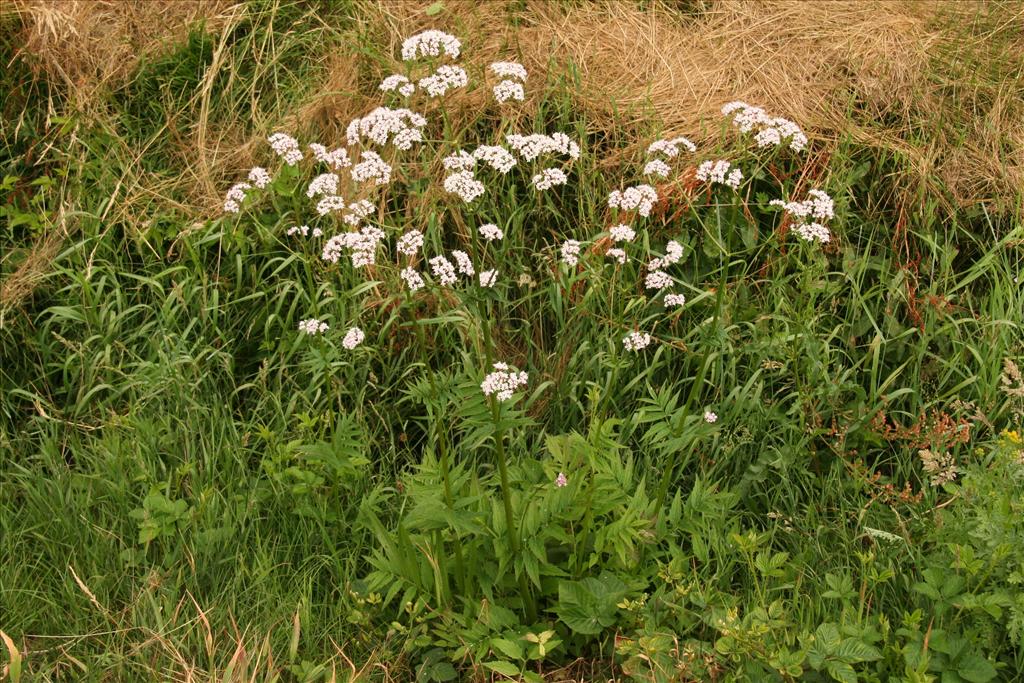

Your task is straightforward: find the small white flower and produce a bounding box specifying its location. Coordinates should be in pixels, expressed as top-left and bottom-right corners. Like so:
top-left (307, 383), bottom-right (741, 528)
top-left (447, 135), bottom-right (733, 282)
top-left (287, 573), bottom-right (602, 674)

top-left (443, 170), bottom-right (485, 203)
top-left (532, 168), bottom-right (567, 191)
top-left (316, 194), bottom-right (346, 216)
top-left (401, 267), bottom-right (425, 292)
top-left (479, 269), bottom-right (498, 287)
top-left (643, 159), bottom-right (671, 178)
top-left (555, 472), bottom-right (568, 487)
top-left (505, 132), bottom-right (579, 161)
top-left (287, 224), bottom-right (311, 237)
top-left (645, 270), bottom-right (673, 290)
top-left (418, 64), bottom-right (468, 97)
top-left (379, 74), bottom-right (413, 96)
top-left (342, 327), bottom-right (365, 349)
top-left (343, 200), bottom-right (375, 227)
top-left (489, 61), bottom-right (527, 80)
top-left (608, 185), bottom-right (658, 217)
top-left (606, 247), bottom-right (627, 264)
top-left (664, 293), bottom-right (686, 307)
top-left (452, 249), bottom-right (474, 276)
top-left (481, 362), bottom-right (528, 402)
top-left (429, 255), bottom-right (458, 286)
top-left (703, 410), bottom-right (718, 423)
top-left (794, 222), bottom-right (831, 243)
top-left (722, 102), bottom-right (807, 152)
top-left (609, 224), bottom-right (635, 242)
top-left (268, 133), bottom-right (302, 165)
top-left (663, 240), bottom-right (683, 265)
top-left (560, 239), bottom-right (581, 267)
top-left (396, 230), bottom-right (424, 256)
top-left (444, 150), bottom-right (476, 171)
top-left (647, 137), bottom-right (696, 158)
top-left (248, 167), bottom-right (271, 188)
top-left (401, 30), bottom-right (461, 61)
top-left (309, 143), bottom-right (351, 169)
top-left (351, 151), bottom-right (392, 186)
top-left (623, 331), bottom-right (652, 352)
top-left (479, 223), bottom-right (503, 241)
top-left (695, 160), bottom-right (743, 189)
top-left (223, 182), bottom-right (250, 213)
top-left (493, 79), bottom-right (525, 103)
top-left (307, 173), bottom-right (340, 199)
top-left (299, 318), bottom-right (329, 335)
top-left (473, 145), bottom-right (517, 174)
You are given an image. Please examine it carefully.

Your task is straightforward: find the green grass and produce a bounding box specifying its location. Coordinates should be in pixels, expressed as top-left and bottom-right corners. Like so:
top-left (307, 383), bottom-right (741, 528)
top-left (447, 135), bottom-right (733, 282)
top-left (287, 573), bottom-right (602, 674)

top-left (2, 2), bottom-right (1023, 681)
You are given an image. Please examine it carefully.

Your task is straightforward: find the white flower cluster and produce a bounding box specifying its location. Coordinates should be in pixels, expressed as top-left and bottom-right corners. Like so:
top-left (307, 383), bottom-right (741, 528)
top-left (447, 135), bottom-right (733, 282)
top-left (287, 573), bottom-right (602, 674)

top-left (473, 145), bottom-right (517, 174)
top-left (647, 137), bottom-right (696, 158)
top-left (343, 199), bottom-right (375, 227)
top-left (299, 318), bottom-right (329, 335)
top-left (606, 247), bottom-right (627, 264)
top-left (316, 195), bottom-right (346, 216)
top-left (479, 223), bottom-right (503, 241)
top-left (643, 159), bottom-right (672, 178)
top-left (609, 224), bottom-right (635, 242)
top-left (443, 170), bottom-right (485, 203)
top-left (664, 293), bottom-right (686, 307)
top-left (401, 267), bottom-right (425, 292)
top-left (479, 269), bottom-right (498, 287)
top-left (223, 182), bottom-right (250, 214)
top-left (309, 143), bottom-right (351, 170)
top-left (493, 79), bottom-right (525, 103)
top-left (286, 224), bottom-right (323, 238)
top-left (481, 362), bottom-right (528, 401)
top-left (452, 249), bottom-right (474, 276)
top-left (721, 101), bottom-right (807, 152)
top-left (268, 133), bottom-right (303, 165)
top-left (429, 255), bottom-right (458, 286)
top-left (401, 30), bottom-right (461, 61)
top-left (321, 226), bottom-right (384, 267)
top-left (379, 74), bottom-right (415, 98)
top-left (608, 184), bottom-right (658, 217)
top-left (490, 61), bottom-right (528, 80)
top-left (769, 189), bottom-right (835, 244)
top-left (695, 160), bottom-right (743, 190)
top-left (622, 331), bottom-right (652, 352)
top-left (346, 107), bottom-right (427, 149)
top-left (645, 270), bottom-right (673, 290)
top-left (307, 173), bottom-right (339, 199)
top-left (648, 240), bottom-right (683, 270)
top-left (505, 132), bottom-right (580, 161)
top-left (351, 151), bottom-right (392, 186)
top-left (248, 167), bottom-right (271, 188)
top-left (532, 167), bottom-right (567, 190)
top-left (490, 61), bottom-right (527, 103)
top-left (342, 326), bottom-right (365, 349)
top-left (443, 150), bottom-right (476, 171)
top-left (418, 64), bottom-right (468, 97)
top-left (560, 239), bottom-right (581, 266)
top-left (396, 229), bottom-right (424, 256)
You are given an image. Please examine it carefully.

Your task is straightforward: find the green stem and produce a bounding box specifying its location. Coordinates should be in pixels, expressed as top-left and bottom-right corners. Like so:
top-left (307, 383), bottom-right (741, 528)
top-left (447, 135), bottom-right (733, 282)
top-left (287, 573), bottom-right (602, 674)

top-left (414, 321), bottom-right (466, 595)
top-left (492, 397), bottom-right (537, 623)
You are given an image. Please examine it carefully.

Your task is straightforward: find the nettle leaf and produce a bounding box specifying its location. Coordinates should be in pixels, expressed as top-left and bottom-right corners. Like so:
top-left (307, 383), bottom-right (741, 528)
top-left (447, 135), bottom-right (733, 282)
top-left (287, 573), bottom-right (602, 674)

top-left (555, 572), bottom-right (629, 635)
top-left (956, 654), bottom-right (997, 683)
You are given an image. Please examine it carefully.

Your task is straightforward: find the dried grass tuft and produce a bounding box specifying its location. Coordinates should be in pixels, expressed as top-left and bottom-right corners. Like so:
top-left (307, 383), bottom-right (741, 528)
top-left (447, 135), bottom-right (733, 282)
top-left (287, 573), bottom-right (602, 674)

top-left (358, 0), bottom-right (1024, 208)
top-left (11, 0), bottom-right (236, 104)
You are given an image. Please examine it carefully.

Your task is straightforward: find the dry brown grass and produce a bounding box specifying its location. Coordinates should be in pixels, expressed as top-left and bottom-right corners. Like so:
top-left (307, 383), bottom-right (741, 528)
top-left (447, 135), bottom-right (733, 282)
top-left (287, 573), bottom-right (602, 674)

top-left (10, 0), bottom-right (238, 105)
top-left (359, 0), bottom-right (1024, 209)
